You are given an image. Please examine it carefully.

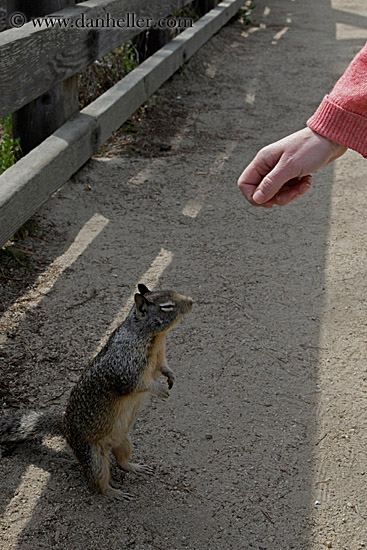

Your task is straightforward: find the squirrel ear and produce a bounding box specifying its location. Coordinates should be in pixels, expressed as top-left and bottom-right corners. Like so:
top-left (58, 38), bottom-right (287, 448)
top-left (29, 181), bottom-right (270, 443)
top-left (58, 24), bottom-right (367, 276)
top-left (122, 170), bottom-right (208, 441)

top-left (138, 284), bottom-right (150, 295)
top-left (134, 293), bottom-right (148, 314)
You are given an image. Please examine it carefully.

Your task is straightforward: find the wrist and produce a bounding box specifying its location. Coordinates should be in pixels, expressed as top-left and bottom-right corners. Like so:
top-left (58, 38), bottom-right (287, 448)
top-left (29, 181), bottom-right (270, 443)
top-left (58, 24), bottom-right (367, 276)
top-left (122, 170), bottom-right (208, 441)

top-left (306, 127), bottom-right (347, 161)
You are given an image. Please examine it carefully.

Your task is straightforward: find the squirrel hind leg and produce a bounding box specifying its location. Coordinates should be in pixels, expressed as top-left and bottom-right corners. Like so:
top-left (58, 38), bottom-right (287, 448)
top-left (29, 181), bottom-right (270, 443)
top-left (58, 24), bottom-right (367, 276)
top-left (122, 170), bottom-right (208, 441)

top-left (112, 435), bottom-right (154, 476)
top-left (88, 447), bottom-right (134, 500)
top-left (74, 442), bottom-right (114, 496)
top-left (118, 461), bottom-right (154, 476)
top-left (105, 487), bottom-right (134, 501)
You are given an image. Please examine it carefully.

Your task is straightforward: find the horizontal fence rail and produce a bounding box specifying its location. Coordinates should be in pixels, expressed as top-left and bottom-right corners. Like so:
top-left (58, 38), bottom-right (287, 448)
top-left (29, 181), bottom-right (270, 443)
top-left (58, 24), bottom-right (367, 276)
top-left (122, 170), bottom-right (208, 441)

top-left (0, 0), bottom-right (244, 247)
top-left (0, 0), bottom-right (193, 118)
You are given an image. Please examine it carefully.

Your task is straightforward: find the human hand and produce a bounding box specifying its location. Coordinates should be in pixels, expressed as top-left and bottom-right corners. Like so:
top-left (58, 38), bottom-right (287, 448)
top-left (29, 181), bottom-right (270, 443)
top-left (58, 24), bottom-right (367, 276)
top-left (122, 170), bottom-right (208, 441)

top-left (237, 127), bottom-right (347, 207)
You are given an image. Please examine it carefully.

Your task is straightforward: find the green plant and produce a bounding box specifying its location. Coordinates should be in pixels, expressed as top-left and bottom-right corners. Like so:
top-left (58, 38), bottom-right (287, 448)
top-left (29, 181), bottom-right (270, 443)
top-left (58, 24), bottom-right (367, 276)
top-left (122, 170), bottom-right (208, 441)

top-left (122, 123), bottom-right (137, 134)
top-left (122, 42), bottom-right (138, 73)
top-left (0, 116), bottom-right (21, 175)
top-left (78, 42), bottom-right (139, 109)
top-left (179, 62), bottom-right (187, 76)
top-left (0, 246), bottom-right (32, 268)
top-left (172, 5), bottom-right (198, 21)
top-left (13, 219), bottom-right (42, 241)
top-left (237, 1), bottom-right (255, 25)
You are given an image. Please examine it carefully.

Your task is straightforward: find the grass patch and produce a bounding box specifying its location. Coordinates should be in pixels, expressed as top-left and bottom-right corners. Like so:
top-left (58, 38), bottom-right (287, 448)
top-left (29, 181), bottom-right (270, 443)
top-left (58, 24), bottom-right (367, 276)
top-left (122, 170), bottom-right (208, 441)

top-left (0, 219), bottom-right (43, 278)
top-left (78, 43), bottom-right (139, 109)
top-left (236, 1), bottom-right (255, 25)
top-left (12, 219), bottom-right (43, 242)
top-left (0, 116), bottom-right (21, 175)
top-left (0, 246), bottom-right (34, 269)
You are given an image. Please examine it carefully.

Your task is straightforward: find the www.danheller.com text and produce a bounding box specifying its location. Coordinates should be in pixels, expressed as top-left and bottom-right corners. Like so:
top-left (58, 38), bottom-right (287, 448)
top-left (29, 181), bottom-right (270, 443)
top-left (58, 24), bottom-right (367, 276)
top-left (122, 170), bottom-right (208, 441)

top-left (30, 12), bottom-right (193, 29)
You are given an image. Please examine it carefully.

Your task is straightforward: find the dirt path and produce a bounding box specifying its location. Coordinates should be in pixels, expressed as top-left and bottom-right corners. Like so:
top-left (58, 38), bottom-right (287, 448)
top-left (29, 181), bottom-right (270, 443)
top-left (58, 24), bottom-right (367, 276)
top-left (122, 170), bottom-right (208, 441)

top-left (1, 1), bottom-right (367, 548)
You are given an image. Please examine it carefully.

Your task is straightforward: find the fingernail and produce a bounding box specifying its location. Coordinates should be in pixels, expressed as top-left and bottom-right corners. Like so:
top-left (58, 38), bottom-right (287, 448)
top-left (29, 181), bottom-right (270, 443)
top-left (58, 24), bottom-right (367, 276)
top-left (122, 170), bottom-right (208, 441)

top-left (300, 183), bottom-right (311, 195)
top-left (252, 189), bottom-right (265, 204)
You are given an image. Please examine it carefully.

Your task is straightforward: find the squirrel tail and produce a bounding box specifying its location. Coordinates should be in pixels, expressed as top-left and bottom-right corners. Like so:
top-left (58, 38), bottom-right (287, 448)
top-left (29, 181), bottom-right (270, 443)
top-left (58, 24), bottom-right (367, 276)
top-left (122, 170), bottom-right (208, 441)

top-left (0, 410), bottom-right (64, 443)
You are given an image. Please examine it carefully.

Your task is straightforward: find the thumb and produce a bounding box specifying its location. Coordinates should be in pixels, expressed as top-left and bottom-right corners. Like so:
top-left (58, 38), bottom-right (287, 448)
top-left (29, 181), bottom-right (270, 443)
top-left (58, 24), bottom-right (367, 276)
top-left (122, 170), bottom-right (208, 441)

top-left (252, 160), bottom-right (298, 204)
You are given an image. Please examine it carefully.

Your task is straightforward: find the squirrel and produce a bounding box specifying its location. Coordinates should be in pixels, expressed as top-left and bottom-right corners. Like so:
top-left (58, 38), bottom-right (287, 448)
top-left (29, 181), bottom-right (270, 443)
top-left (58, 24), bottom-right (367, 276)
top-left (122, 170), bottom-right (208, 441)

top-left (0, 284), bottom-right (193, 500)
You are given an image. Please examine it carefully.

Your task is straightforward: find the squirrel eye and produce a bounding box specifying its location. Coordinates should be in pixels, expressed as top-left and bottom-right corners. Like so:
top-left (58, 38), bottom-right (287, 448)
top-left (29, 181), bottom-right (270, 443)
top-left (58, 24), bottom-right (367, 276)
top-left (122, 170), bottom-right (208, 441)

top-left (159, 302), bottom-right (175, 311)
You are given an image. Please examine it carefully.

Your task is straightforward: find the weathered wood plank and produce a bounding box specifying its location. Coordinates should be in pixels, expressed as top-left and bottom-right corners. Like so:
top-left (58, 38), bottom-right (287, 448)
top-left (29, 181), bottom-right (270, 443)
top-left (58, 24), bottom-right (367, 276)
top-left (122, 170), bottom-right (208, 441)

top-left (133, 27), bottom-right (170, 63)
top-left (12, 76), bottom-right (79, 154)
top-left (7, 0), bottom-right (76, 20)
top-left (8, 0), bottom-right (79, 154)
top-left (84, 0), bottom-right (243, 146)
top-left (0, 0), bottom-right (244, 247)
top-left (0, 113), bottom-right (96, 245)
top-left (194, 0), bottom-right (218, 17)
top-left (0, 0), bottom-right (193, 119)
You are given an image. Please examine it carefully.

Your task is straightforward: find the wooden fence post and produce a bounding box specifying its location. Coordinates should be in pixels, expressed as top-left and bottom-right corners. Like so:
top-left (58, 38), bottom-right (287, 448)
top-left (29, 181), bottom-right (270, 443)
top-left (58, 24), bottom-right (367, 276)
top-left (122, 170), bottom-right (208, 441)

top-left (194, 0), bottom-right (217, 17)
top-left (6, 0), bottom-right (79, 155)
top-left (133, 28), bottom-right (170, 64)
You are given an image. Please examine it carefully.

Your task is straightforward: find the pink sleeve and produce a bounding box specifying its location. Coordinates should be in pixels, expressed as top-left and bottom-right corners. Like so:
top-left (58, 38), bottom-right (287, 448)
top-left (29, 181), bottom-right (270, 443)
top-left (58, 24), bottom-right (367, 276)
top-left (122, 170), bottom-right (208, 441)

top-left (307, 42), bottom-right (367, 157)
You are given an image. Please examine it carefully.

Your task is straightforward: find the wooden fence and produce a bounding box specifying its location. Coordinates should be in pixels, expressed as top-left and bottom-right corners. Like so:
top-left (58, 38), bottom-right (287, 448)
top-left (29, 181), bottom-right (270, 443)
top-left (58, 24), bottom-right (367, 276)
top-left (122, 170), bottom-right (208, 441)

top-left (0, 0), bottom-right (244, 247)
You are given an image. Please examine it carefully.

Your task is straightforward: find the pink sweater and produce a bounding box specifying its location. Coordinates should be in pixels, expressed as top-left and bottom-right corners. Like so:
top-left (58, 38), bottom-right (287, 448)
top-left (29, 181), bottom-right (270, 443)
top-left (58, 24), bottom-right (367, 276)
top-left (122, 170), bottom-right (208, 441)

top-left (307, 42), bottom-right (367, 157)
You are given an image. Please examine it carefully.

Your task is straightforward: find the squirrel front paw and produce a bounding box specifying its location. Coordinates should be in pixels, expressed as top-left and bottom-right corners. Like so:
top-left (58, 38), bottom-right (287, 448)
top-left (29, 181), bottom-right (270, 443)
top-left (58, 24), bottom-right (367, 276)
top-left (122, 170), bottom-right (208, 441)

top-left (166, 372), bottom-right (175, 390)
top-left (161, 367), bottom-right (176, 389)
top-left (151, 381), bottom-right (170, 399)
top-left (158, 387), bottom-right (170, 399)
